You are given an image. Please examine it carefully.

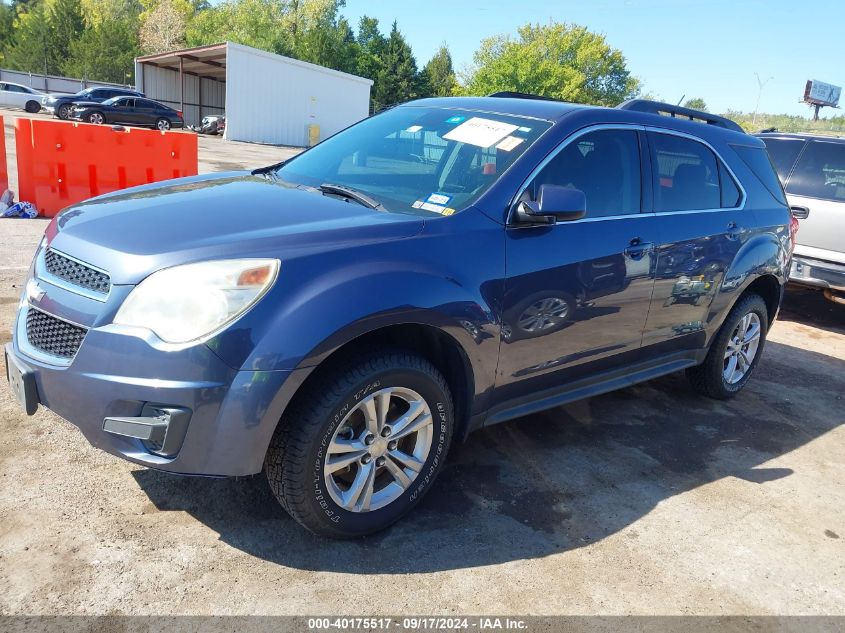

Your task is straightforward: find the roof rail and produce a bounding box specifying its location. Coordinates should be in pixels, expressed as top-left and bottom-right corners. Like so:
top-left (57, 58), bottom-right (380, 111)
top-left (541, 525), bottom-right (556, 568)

top-left (617, 99), bottom-right (744, 133)
top-left (487, 91), bottom-right (563, 102)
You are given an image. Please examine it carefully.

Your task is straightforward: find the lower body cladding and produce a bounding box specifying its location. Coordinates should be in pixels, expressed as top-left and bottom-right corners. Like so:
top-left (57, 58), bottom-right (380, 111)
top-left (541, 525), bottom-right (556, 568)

top-left (7, 307), bottom-right (301, 477)
top-left (790, 254), bottom-right (845, 303)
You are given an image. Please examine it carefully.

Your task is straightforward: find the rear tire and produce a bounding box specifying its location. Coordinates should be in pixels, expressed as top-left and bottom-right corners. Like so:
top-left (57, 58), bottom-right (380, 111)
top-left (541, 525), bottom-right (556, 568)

top-left (265, 350), bottom-right (453, 538)
top-left (25, 100), bottom-right (40, 113)
top-left (686, 293), bottom-right (769, 399)
top-left (156, 118), bottom-right (171, 131)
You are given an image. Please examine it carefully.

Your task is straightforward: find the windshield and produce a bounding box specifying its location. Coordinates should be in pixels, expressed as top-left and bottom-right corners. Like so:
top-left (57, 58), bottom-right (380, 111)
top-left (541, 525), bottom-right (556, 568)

top-left (76, 89), bottom-right (93, 98)
top-left (274, 107), bottom-right (551, 215)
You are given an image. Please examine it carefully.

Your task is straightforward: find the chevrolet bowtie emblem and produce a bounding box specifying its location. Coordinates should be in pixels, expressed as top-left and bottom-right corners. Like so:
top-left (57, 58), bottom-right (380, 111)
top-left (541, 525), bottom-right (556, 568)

top-left (25, 279), bottom-right (46, 303)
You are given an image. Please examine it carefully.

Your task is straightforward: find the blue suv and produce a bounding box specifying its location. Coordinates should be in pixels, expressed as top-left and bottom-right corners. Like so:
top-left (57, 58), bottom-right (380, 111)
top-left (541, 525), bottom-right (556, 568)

top-left (5, 96), bottom-right (793, 537)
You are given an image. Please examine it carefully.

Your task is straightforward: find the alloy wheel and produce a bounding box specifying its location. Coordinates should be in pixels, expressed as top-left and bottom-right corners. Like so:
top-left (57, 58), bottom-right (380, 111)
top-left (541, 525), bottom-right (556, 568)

top-left (324, 387), bottom-right (433, 513)
top-left (723, 312), bottom-right (761, 384)
top-left (89, 113), bottom-right (104, 125)
top-left (157, 119), bottom-right (171, 131)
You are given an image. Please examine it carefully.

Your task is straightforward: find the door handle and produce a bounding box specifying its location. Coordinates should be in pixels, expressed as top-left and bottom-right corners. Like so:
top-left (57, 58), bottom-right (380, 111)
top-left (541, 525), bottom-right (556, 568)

top-left (624, 237), bottom-right (654, 260)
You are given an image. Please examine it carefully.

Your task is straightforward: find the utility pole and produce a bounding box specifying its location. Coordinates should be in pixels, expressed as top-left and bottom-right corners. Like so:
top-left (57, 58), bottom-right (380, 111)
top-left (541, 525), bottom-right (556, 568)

top-left (753, 72), bottom-right (774, 126)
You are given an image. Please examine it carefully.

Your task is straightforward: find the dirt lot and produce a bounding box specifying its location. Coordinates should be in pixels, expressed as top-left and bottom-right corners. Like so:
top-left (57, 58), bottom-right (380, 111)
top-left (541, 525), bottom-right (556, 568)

top-left (0, 107), bottom-right (843, 617)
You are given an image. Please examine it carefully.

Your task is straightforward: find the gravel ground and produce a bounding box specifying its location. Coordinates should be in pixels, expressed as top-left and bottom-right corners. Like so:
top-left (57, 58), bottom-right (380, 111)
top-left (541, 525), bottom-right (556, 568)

top-left (0, 108), bottom-right (843, 617)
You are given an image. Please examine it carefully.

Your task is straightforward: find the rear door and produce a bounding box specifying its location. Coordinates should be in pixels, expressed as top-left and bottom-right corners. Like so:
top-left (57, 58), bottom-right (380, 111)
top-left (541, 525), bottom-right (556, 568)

top-left (642, 130), bottom-right (750, 351)
top-left (495, 126), bottom-right (660, 402)
top-left (135, 99), bottom-right (160, 126)
top-left (782, 140), bottom-right (845, 264)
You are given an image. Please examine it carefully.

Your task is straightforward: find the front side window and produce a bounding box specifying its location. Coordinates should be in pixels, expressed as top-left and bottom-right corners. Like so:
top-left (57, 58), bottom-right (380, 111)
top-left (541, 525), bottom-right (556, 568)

top-left (275, 107), bottom-right (551, 215)
top-left (785, 140), bottom-right (845, 203)
top-left (527, 128), bottom-right (642, 218)
top-left (650, 132), bottom-right (724, 212)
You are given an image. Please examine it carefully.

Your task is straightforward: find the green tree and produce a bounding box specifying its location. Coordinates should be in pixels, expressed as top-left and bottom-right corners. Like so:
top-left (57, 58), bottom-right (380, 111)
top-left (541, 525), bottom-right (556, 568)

top-left (684, 97), bottom-right (708, 111)
top-left (420, 44), bottom-right (456, 97)
top-left (49, 0), bottom-right (85, 64)
top-left (5, 2), bottom-right (57, 75)
top-left (139, 0), bottom-right (191, 53)
top-left (64, 17), bottom-right (139, 82)
top-left (464, 22), bottom-right (639, 106)
top-left (0, 2), bottom-right (18, 63)
top-left (371, 21), bottom-right (418, 111)
top-left (185, 0), bottom-right (286, 51)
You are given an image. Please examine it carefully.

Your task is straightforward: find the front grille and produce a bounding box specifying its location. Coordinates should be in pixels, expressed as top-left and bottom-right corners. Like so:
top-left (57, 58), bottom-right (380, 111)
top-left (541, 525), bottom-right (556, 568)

top-left (26, 308), bottom-right (88, 359)
top-left (44, 248), bottom-right (111, 295)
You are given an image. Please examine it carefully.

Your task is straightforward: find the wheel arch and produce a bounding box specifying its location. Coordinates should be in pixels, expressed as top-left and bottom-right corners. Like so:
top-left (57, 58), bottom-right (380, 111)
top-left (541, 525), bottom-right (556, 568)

top-left (275, 322), bottom-right (479, 448)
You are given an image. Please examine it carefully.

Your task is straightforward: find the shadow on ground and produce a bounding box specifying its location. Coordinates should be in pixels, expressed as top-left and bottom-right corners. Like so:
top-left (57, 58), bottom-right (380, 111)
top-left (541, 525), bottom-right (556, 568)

top-left (134, 292), bottom-right (845, 574)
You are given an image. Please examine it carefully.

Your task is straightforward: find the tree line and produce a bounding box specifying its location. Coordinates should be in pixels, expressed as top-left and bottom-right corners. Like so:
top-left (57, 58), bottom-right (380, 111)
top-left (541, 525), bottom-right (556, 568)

top-left (0, 0), bottom-right (640, 111)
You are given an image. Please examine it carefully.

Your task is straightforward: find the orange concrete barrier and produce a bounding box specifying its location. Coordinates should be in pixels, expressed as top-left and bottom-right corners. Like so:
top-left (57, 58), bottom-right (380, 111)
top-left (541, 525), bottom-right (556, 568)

top-left (15, 119), bottom-right (198, 218)
top-left (0, 116), bottom-right (7, 194)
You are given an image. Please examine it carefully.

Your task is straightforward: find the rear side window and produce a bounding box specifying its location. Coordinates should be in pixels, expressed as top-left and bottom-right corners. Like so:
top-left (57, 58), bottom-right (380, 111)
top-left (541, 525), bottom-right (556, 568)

top-left (649, 132), bottom-right (730, 211)
top-left (786, 141), bottom-right (845, 203)
top-left (759, 138), bottom-right (805, 182)
top-left (732, 145), bottom-right (788, 205)
top-left (529, 129), bottom-right (642, 218)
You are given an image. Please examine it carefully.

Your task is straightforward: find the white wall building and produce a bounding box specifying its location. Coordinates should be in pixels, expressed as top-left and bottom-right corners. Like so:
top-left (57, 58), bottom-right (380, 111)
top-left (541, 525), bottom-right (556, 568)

top-left (135, 42), bottom-right (373, 147)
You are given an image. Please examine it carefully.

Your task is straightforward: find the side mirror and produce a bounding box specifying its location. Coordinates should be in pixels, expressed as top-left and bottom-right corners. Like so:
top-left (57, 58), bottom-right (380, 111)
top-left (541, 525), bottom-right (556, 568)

top-left (516, 185), bottom-right (587, 225)
top-left (790, 205), bottom-right (810, 220)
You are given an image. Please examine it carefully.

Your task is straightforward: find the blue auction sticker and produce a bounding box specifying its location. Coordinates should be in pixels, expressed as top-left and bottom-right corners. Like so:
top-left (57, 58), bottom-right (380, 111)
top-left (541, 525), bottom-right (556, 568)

top-left (445, 116), bottom-right (466, 124)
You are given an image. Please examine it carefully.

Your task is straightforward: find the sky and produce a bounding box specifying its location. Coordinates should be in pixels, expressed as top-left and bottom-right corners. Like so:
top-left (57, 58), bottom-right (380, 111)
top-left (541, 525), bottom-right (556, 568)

top-left (342, 0), bottom-right (844, 118)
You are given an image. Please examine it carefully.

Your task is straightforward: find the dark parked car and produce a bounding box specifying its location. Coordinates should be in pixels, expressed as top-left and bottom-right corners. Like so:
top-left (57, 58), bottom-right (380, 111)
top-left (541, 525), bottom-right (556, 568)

top-left (71, 96), bottom-right (184, 131)
top-left (42, 86), bottom-right (144, 120)
top-left (756, 132), bottom-right (845, 304)
top-left (5, 96), bottom-right (793, 538)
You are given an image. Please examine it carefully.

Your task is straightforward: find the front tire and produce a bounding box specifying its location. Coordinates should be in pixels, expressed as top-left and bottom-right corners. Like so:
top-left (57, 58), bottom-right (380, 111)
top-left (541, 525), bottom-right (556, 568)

top-left (25, 100), bottom-right (40, 113)
top-left (87, 112), bottom-right (105, 125)
top-left (686, 293), bottom-right (769, 399)
top-left (265, 350), bottom-right (454, 538)
top-left (57, 103), bottom-right (72, 119)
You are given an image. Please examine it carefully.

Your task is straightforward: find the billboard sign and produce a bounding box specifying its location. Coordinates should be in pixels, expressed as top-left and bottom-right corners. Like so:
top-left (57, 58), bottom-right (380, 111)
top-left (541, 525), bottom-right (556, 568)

top-left (804, 80), bottom-right (841, 107)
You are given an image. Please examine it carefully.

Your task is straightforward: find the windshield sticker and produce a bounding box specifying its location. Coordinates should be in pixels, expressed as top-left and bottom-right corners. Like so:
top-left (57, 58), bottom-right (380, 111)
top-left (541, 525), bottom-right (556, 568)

top-left (443, 117), bottom-right (519, 148)
top-left (496, 136), bottom-right (525, 152)
top-left (517, 126), bottom-right (532, 133)
top-left (405, 125), bottom-right (423, 133)
top-left (412, 200), bottom-right (455, 215)
top-left (445, 116), bottom-right (466, 124)
top-left (426, 192), bottom-right (452, 205)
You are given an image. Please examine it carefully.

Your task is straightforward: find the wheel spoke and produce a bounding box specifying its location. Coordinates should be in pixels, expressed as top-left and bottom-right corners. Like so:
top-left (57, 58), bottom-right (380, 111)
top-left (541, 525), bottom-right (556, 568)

top-left (388, 449), bottom-right (424, 473)
top-left (383, 455), bottom-right (412, 489)
top-left (342, 461), bottom-right (375, 511)
top-left (328, 436), bottom-right (367, 454)
top-left (724, 355), bottom-right (738, 382)
top-left (326, 450), bottom-right (367, 474)
top-left (744, 323), bottom-right (761, 344)
top-left (361, 397), bottom-right (379, 436)
top-left (375, 390), bottom-right (391, 432)
top-left (391, 400), bottom-right (431, 440)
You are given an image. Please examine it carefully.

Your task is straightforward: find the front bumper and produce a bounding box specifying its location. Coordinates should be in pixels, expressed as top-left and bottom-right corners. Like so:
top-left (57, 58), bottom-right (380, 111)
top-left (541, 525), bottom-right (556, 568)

top-left (789, 255), bottom-right (845, 292)
top-left (8, 301), bottom-right (302, 477)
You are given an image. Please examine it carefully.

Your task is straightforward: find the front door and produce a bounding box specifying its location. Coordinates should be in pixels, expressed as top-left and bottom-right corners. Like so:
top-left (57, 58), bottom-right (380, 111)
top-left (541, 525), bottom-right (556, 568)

top-left (495, 127), bottom-right (659, 403)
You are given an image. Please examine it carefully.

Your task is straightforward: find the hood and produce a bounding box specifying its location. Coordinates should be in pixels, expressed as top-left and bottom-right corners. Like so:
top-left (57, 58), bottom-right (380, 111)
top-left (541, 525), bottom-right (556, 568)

top-left (47, 173), bottom-right (425, 285)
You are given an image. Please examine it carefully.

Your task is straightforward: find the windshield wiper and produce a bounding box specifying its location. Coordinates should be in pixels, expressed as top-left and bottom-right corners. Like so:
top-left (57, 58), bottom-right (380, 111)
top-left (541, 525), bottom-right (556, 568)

top-left (319, 183), bottom-right (385, 211)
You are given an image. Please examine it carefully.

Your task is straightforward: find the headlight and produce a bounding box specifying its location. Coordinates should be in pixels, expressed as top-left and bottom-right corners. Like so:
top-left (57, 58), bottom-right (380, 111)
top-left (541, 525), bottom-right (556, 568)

top-left (114, 259), bottom-right (279, 343)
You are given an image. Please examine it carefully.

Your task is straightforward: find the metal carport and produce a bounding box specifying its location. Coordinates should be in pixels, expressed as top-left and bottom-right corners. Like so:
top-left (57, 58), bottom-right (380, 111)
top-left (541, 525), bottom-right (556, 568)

top-left (135, 42), bottom-right (372, 147)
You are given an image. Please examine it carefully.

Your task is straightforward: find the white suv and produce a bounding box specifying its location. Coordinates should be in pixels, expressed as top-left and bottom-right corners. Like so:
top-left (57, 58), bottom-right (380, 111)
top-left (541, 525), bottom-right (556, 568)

top-left (758, 133), bottom-right (845, 304)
